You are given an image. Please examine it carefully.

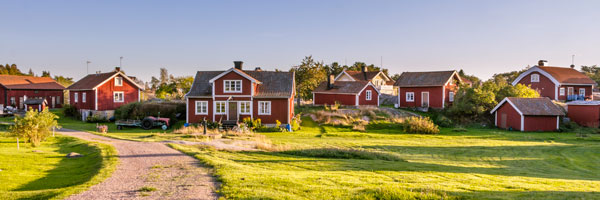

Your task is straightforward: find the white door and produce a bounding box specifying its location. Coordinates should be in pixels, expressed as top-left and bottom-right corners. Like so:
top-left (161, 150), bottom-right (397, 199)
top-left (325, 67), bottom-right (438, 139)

top-left (421, 92), bottom-right (429, 107)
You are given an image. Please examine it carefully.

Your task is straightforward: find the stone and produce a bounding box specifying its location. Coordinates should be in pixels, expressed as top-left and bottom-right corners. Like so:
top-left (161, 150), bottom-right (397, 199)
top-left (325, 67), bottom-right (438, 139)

top-left (66, 152), bottom-right (83, 158)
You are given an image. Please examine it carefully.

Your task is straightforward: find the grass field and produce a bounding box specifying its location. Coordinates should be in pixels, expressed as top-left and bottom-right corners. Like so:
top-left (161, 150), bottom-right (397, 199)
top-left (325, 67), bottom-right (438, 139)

top-left (171, 117), bottom-right (600, 200)
top-left (0, 134), bottom-right (118, 200)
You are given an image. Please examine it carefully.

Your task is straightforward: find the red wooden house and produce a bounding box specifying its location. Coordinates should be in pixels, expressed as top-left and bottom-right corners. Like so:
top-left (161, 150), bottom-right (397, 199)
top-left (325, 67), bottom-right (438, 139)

top-left (566, 101), bottom-right (600, 127)
top-left (395, 70), bottom-right (462, 109)
top-left (490, 97), bottom-right (564, 132)
top-left (0, 75), bottom-right (64, 109)
top-left (334, 67), bottom-right (395, 95)
top-left (512, 60), bottom-right (596, 101)
top-left (312, 75), bottom-right (380, 106)
top-left (185, 61), bottom-right (295, 125)
top-left (67, 67), bottom-right (143, 111)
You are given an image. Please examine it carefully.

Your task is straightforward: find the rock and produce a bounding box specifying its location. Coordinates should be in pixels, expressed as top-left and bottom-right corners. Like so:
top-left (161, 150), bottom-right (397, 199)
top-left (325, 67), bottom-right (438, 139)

top-left (66, 152), bottom-right (83, 158)
top-left (32, 150), bottom-right (43, 153)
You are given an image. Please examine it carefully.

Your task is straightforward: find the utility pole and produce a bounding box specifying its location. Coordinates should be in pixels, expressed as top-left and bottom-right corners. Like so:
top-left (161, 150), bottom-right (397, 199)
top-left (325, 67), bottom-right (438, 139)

top-left (120, 56), bottom-right (123, 68)
top-left (86, 60), bottom-right (91, 74)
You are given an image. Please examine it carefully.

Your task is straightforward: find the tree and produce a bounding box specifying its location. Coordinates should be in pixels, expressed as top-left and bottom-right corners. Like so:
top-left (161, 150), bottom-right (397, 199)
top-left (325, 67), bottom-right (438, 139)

top-left (41, 71), bottom-right (51, 77)
top-left (581, 65), bottom-right (600, 85)
top-left (150, 77), bottom-right (160, 90)
top-left (290, 56), bottom-right (327, 104)
top-left (458, 69), bottom-right (481, 84)
top-left (323, 62), bottom-right (345, 75)
top-left (159, 68), bottom-right (169, 84)
top-left (9, 109), bottom-right (60, 147)
top-left (28, 68), bottom-right (34, 76)
top-left (53, 75), bottom-right (74, 87)
top-left (390, 73), bottom-right (401, 81)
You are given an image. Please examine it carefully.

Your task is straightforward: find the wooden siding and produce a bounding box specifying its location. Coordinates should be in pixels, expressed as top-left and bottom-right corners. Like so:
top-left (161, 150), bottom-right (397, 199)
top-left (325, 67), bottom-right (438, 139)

top-left (567, 104), bottom-right (600, 127)
top-left (358, 85), bottom-right (378, 106)
top-left (314, 93), bottom-right (356, 106)
top-left (1, 88), bottom-right (64, 109)
top-left (96, 74), bottom-right (139, 111)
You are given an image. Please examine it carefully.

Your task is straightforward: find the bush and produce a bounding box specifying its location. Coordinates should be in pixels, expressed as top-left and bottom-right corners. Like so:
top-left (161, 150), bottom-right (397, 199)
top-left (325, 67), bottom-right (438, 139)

top-left (62, 104), bottom-right (80, 118)
top-left (10, 109), bottom-right (60, 147)
top-left (433, 114), bottom-right (454, 128)
top-left (86, 113), bottom-right (109, 123)
top-left (242, 117), bottom-right (262, 130)
top-left (114, 101), bottom-right (185, 123)
top-left (559, 120), bottom-right (579, 132)
top-left (291, 115), bottom-right (302, 131)
top-left (401, 116), bottom-right (440, 134)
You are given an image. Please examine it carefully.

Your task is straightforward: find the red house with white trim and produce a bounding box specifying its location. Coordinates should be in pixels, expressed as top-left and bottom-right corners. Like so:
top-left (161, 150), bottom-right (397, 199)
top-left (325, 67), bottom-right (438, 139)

top-left (490, 97), bottom-right (564, 132)
top-left (0, 75), bottom-right (65, 109)
top-left (512, 60), bottom-right (596, 101)
top-left (312, 75), bottom-right (380, 106)
top-left (67, 67), bottom-right (143, 111)
top-left (395, 70), bottom-right (462, 109)
top-left (185, 61), bottom-right (295, 125)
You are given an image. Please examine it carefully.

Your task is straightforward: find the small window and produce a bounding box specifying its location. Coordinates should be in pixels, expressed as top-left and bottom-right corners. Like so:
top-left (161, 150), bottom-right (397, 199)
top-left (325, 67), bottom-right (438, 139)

top-left (224, 80), bottom-right (242, 93)
top-left (10, 97), bottom-right (15, 106)
top-left (56, 96), bottom-right (61, 105)
top-left (195, 101), bottom-right (208, 115)
top-left (449, 92), bottom-right (455, 102)
top-left (579, 88), bottom-right (586, 96)
top-left (406, 92), bottom-right (415, 102)
top-left (113, 91), bottom-right (124, 102)
top-left (239, 101), bottom-right (251, 114)
top-left (531, 74), bottom-right (540, 82)
top-left (215, 101), bottom-right (226, 114)
top-left (258, 101), bottom-right (271, 115)
top-left (74, 93), bottom-right (78, 103)
top-left (82, 92), bottom-right (86, 103)
top-left (559, 88), bottom-right (565, 96)
top-left (568, 87), bottom-right (574, 95)
top-left (115, 77), bottom-right (123, 86)
top-left (366, 90), bottom-right (372, 100)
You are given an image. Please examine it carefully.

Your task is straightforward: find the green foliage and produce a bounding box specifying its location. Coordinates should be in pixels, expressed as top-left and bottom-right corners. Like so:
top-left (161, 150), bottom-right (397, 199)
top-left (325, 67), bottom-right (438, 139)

top-left (580, 65), bottom-right (600, 85)
top-left (53, 75), bottom-right (74, 87)
top-left (9, 109), bottom-right (60, 147)
top-left (86, 113), bottom-right (109, 123)
top-left (290, 56), bottom-right (327, 101)
top-left (291, 114), bottom-right (302, 131)
top-left (458, 69), bottom-right (481, 84)
top-left (0, 64), bottom-right (25, 75)
top-left (114, 101), bottom-right (185, 123)
top-left (280, 148), bottom-right (405, 161)
top-left (151, 67), bottom-right (194, 100)
top-left (433, 114), bottom-right (454, 128)
top-left (138, 186), bottom-right (157, 192)
top-left (62, 104), bottom-right (80, 118)
top-left (401, 116), bottom-right (439, 134)
top-left (242, 117), bottom-right (262, 130)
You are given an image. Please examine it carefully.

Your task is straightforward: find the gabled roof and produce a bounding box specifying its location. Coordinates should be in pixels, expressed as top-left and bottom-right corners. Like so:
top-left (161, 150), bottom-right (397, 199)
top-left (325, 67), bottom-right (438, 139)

top-left (512, 66), bottom-right (596, 86)
top-left (490, 97), bottom-right (564, 116)
top-left (186, 68), bottom-right (294, 98)
top-left (394, 70), bottom-right (461, 87)
top-left (67, 71), bottom-right (143, 90)
top-left (335, 70), bottom-right (393, 84)
top-left (313, 81), bottom-right (377, 94)
top-left (208, 68), bottom-right (260, 84)
top-left (0, 75), bottom-right (65, 90)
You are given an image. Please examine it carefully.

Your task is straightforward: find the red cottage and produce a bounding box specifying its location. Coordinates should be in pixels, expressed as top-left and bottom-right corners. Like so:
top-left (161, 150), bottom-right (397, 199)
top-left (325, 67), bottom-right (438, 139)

top-left (334, 67), bottom-right (396, 95)
top-left (512, 60), bottom-right (596, 101)
top-left (185, 61), bottom-right (295, 125)
top-left (67, 68), bottom-right (143, 111)
top-left (490, 97), bottom-right (564, 132)
top-left (566, 101), bottom-right (600, 127)
top-left (312, 75), bottom-right (380, 106)
top-left (0, 75), bottom-right (65, 109)
top-left (395, 70), bottom-right (462, 109)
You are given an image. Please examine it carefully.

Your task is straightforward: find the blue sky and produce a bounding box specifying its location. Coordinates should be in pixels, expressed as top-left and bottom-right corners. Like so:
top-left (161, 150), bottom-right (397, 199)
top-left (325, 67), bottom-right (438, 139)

top-left (1, 0), bottom-right (600, 82)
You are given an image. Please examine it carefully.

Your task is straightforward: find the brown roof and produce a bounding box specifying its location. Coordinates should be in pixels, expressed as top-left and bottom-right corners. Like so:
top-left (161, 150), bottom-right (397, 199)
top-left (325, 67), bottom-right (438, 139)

top-left (394, 70), bottom-right (459, 87)
top-left (506, 97), bottom-right (564, 116)
top-left (68, 71), bottom-right (142, 90)
top-left (313, 81), bottom-right (370, 94)
top-left (539, 66), bottom-right (596, 85)
top-left (187, 69), bottom-right (295, 98)
top-left (344, 71), bottom-right (383, 81)
top-left (0, 75), bottom-right (65, 90)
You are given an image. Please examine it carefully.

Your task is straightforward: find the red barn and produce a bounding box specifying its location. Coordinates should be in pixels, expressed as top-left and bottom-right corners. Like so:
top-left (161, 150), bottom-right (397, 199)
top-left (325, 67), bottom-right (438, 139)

top-left (566, 101), bottom-right (600, 127)
top-left (395, 70), bottom-right (462, 109)
top-left (490, 97), bottom-right (564, 132)
top-left (313, 75), bottom-right (380, 106)
top-left (67, 68), bottom-right (143, 111)
top-left (0, 75), bottom-right (64, 109)
top-left (185, 61), bottom-right (295, 125)
top-left (512, 60), bottom-right (596, 101)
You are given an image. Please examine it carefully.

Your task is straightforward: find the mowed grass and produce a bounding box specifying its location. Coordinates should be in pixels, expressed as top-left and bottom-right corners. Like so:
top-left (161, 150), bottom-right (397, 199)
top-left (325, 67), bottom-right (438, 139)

top-left (172, 117), bottom-right (600, 200)
top-left (0, 134), bottom-right (117, 200)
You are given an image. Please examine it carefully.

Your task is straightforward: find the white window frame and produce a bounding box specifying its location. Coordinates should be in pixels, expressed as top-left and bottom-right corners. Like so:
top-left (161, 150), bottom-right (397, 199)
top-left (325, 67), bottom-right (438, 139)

top-left (366, 90), bottom-right (372, 100)
top-left (74, 92), bottom-right (78, 103)
top-left (406, 92), bottom-right (415, 102)
top-left (113, 91), bottom-right (124, 102)
top-left (559, 87), bottom-right (565, 96)
top-left (568, 87), bottom-right (574, 95)
top-left (258, 101), bottom-right (271, 115)
top-left (195, 101), bottom-right (208, 115)
top-left (449, 92), bottom-right (454, 102)
top-left (239, 101), bottom-right (251, 114)
top-left (10, 97), bottom-right (15, 106)
top-left (579, 88), bottom-right (586, 96)
top-left (115, 77), bottom-right (123, 86)
top-left (531, 74), bottom-right (540, 82)
top-left (82, 92), bottom-right (87, 103)
top-left (215, 101), bottom-right (226, 114)
top-left (223, 80), bottom-right (242, 93)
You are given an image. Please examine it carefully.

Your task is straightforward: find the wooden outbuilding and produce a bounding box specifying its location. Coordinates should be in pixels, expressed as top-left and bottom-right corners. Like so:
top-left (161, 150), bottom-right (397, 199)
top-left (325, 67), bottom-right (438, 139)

top-left (24, 98), bottom-right (48, 112)
top-left (0, 75), bottom-right (64, 109)
top-left (490, 97), bottom-right (564, 132)
top-left (566, 101), bottom-right (600, 127)
top-left (395, 70), bottom-right (462, 109)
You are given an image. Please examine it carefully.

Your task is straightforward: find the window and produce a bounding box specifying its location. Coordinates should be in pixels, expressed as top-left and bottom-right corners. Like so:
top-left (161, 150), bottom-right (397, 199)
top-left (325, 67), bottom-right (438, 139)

top-left (224, 80), bottom-right (242, 93)
top-left (57, 96), bottom-right (61, 104)
top-left (195, 101), bottom-right (208, 115)
top-left (406, 92), bottom-right (415, 102)
top-left (559, 88), bottom-right (565, 96)
top-left (10, 97), bottom-right (15, 106)
top-left (239, 101), bottom-right (251, 114)
top-left (568, 87), bottom-right (574, 95)
top-left (215, 101), bottom-right (226, 114)
top-left (74, 92), bottom-right (78, 103)
top-left (366, 90), bottom-right (372, 100)
top-left (115, 77), bottom-right (123, 86)
top-left (579, 88), bottom-right (586, 96)
top-left (82, 92), bottom-right (86, 103)
top-left (531, 74), bottom-right (540, 82)
top-left (258, 101), bottom-right (271, 115)
top-left (113, 91), bottom-right (124, 102)
top-left (449, 92), bottom-right (455, 102)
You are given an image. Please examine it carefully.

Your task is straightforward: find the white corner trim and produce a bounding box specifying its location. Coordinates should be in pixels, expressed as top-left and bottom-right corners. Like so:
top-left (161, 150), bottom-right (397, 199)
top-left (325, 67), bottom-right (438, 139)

top-left (556, 116), bottom-right (559, 130)
top-left (520, 115), bottom-right (525, 131)
top-left (511, 66), bottom-right (560, 86)
top-left (442, 86), bottom-right (446, 108)
top-left (94, 89), bottom-right (98, 110)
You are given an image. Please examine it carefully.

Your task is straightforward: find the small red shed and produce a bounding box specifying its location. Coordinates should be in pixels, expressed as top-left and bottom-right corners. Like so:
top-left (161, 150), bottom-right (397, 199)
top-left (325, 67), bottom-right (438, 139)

top-left (566, 101), bottom-right (600, 127)
top-left (312, 75), bottom-right (380, 106)
top-left (24, 98), bottom-right (48, 112)
top-left (490, 97), bottom-right (564, 132)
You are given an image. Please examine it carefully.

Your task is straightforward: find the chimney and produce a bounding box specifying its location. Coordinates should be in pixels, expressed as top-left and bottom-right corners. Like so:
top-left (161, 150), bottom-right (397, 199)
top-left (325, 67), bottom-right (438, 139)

top-left (570, 64), bottom-right (575, 69)
top-left (361, 65), bottom-right (368, 72)
top-left (115, 67), bottom-right (121, 72)
top-left (254, 67), bottom-right (262, 71)
top-left (538, 60), bottom-right (548, 66)
top-left (327, 74), bottom-right (335, 89)
top-left (234, 61), bottom-right (243, 70)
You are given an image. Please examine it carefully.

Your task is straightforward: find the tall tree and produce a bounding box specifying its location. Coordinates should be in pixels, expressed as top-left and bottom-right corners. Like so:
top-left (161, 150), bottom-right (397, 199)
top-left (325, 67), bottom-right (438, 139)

top-left (28, 68), bottom-right (34, 76)
top-left (290, 56), bottom-right (327, 104)
top-left (41, 71), bottom-right (51, 77)
top-left (159, 68), bottom-right (169, 84)
top-left (323, 62), bottom-right (345, 76)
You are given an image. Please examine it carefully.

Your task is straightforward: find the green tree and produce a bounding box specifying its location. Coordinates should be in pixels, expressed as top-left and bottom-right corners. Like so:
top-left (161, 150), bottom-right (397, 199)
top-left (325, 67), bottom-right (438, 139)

top-left (53, 75), bottom-right (74, 87)
top-left (290, 56), bottom-right (327, 104)
top-left (580, 65), bottom-right (600, 85)
top-left (28, 68), bottom-right (34, 76)
top-left (458, 69), bottom-right (481, 84)
top-left (9, 109), bottom-right (60, 147)
top-left (41, 71), bottom-right (51, 77)
top-left (159, 68), bottom-right (169, 84)
top-left (323, 62), bottom-right (345, 75)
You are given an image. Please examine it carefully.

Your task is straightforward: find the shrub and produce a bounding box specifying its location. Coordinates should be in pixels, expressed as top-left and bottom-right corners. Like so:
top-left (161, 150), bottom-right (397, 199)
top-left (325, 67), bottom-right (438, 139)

top-left (401, 116), bottom-right (439, 134)
top-left (10, 109), bottom-right (60, 147)
top-left (433, 114), bottom-right (454, 128)
top-left (87, 113), bottom-right (109, 123)
top-left (62, 104), bottom-right (80, 118)
top-left (115, 101), bottom-right (185, 123)
top-left (559, 120), bottom-right (579, 132)
top-left (242, 117), bottom-right (262, 130)
top-left (291, 114), bottom-right (302, 131)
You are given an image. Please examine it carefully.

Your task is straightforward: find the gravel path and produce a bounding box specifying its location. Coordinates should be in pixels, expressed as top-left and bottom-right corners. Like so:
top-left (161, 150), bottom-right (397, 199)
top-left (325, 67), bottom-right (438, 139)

top-left (59, 129), bottom-right (218, 200)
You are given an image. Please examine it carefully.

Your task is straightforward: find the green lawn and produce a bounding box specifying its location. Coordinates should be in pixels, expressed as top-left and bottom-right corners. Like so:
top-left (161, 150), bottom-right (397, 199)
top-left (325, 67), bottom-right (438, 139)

top-left (0, 134), bottom-right (118, 200)
top-left (171, 118), bottom-right (600, 200)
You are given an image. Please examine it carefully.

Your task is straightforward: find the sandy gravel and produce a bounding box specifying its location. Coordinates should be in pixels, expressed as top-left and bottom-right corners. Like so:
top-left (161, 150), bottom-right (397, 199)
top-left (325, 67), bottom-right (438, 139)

top-left (59, 129), bottom-right (218, 200)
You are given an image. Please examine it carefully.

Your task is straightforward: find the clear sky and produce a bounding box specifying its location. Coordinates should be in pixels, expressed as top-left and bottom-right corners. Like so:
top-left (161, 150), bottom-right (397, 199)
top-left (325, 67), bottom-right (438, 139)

top-left (2, 0), bottom-right (600, 82)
